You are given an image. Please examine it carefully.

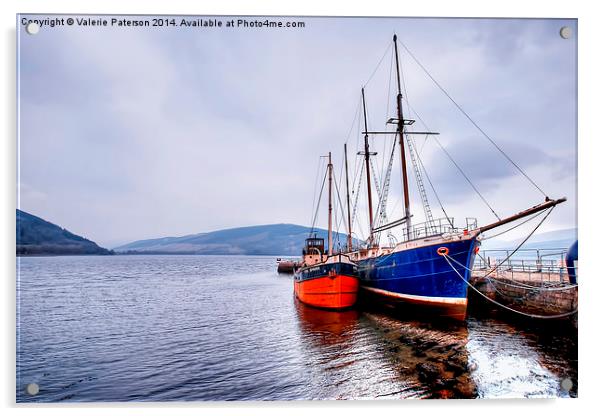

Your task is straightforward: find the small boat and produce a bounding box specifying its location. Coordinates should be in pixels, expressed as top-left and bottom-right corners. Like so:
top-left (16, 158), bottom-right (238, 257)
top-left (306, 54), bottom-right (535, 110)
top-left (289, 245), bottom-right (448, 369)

top-left (294, 239), bottom-right (359, 309)
top-left (276, 258), bottom-right (299, 274)
top-left (294, 153), bottom-right (359, 309)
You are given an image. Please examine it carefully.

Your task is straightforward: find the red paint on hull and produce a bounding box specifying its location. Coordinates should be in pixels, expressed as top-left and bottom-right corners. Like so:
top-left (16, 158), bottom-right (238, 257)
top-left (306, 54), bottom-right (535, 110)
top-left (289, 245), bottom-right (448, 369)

top-left (294, 274), bottom-right (359, 310)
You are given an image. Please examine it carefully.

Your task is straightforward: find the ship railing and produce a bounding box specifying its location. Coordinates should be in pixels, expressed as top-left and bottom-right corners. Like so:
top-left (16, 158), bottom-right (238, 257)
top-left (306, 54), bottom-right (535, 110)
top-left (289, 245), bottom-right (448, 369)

top-left (472, 248), bottom-right (576, 287)
top-left (399, 217), bottom-right (478, 242)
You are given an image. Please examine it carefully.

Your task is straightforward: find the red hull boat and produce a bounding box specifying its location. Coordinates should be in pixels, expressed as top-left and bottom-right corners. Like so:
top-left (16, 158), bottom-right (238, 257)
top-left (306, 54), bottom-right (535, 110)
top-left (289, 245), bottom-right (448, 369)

top-left (294, 255), bottom-right (359, 309)
top-left (294, 151), bottom-right (359, 310)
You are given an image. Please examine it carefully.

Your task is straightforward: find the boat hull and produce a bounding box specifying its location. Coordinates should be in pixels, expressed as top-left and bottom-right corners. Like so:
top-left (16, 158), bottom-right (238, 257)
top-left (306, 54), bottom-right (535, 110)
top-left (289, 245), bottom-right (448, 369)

top-left (358, 237), bottom-right (479, 320)
top-left (294, 262), bottom-right (359, 310)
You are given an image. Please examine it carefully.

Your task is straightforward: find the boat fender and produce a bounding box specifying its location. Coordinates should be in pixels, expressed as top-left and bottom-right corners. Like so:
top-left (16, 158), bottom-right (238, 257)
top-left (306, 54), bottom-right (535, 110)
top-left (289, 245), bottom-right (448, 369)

top-left (437, 247), bottom-right (449, 256)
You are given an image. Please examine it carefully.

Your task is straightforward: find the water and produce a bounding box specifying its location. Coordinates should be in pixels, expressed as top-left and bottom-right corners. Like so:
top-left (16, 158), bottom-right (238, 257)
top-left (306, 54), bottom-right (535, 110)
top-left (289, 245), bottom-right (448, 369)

top-left (16, 255), bottom-right (577, 401)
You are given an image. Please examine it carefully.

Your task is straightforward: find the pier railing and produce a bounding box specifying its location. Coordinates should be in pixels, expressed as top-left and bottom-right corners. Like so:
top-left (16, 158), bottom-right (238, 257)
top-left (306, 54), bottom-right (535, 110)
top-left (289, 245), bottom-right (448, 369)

top-left (473, 248), bottom-right (577, 287)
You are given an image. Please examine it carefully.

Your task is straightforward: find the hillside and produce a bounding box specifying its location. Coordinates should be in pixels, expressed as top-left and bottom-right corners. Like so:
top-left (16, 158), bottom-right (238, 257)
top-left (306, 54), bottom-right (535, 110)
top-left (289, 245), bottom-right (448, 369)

top-left (114, 224), bottom-right (358, 256)
top-left (16, 209), bottom-right (112, 256)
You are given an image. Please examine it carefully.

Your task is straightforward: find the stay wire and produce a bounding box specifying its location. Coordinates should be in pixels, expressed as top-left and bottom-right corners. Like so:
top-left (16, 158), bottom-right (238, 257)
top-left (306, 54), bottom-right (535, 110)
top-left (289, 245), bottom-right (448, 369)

top-left (481, 208), bottom-right (547, 241)
top-left (413, 135), bottom-right (453, 227)
top-left (398, 39), bottom-right (547, 198)
top-left (364, 41), bottom-right (393, 88)
top-left (475, 206), bottom-right (555, 282)
top-left (309, 157), bottom-right (325, 228)
top-left (332, 170), bottom-right (350, 238)
top-left (405, 99), bottom-right (501, 221)
top-left (310, 168), bottom-right (328, 234)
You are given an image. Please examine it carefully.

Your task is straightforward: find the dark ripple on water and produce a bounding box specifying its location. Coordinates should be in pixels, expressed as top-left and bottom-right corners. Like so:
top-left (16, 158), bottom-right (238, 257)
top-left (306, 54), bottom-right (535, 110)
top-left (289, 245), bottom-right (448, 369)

top-left (16, 255), bottom-right (577, 401)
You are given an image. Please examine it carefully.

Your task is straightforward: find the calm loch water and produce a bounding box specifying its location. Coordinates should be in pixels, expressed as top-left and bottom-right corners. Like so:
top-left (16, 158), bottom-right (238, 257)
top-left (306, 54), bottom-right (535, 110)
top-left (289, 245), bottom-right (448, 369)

top-left (16, 255), bottom-right (577, 401)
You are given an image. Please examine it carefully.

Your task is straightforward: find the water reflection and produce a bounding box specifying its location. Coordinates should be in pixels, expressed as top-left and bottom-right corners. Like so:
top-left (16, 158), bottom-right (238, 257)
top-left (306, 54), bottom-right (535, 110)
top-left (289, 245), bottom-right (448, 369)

top-left (360, 306), bottom-right (477, 399)
top-left (294, 299), bottom-right (360, 345)
top-left (295, 299), bottom-right (477, 398)
top-left (17, 256), bottom-right (577, 401)
top-left (294, 295), bottom-right (577, 399)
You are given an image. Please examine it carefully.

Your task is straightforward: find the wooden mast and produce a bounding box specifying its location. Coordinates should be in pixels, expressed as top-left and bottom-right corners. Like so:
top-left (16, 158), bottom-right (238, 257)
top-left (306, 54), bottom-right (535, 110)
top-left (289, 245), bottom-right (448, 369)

top-left (344, 143), bottom-right (353, 252)
top-left (327, 151), bottom-right (333, 256)
top-left (361, 88), bottom-right (375, 246)
top-left (393, 34), bottom-right (412, 239)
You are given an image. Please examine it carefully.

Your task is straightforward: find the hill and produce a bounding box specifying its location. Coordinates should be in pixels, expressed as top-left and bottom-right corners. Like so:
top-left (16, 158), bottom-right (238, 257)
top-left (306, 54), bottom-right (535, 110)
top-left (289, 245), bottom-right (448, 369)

top-left (16, 209), bottom-right (112, 256)
top-left (114, 224), bottom-right (358, 256)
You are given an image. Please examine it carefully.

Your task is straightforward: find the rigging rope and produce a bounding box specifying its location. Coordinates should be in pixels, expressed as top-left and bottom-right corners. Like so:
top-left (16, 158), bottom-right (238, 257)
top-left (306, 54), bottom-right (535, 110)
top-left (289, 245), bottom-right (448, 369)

top-left (404, 99), bottom-right (501, 221)
top-left (413, 135), bottom-right (454, 227)
top-left (398, 39), bottom-right (548, 198)
top-left (474, 206), bottom-right (555, 283)
top-left (399, 51), bottom-right (470, 230)
top-left (481, 208), bottom-right (547, 240)
top-left (436, 135), bottom-right (500, 221)
top-left (309, 157), bottom-right (325, 228)
top-left (351, 159), bottom-right (366, 240)
top-left (309, 168), bottom-right (328, 234)
top-left (332, 170), bottom-right (350, 238)
top-left (385, 44), bottom-right (394, 126)
top-left (364, 41), bottom-right (393, 88)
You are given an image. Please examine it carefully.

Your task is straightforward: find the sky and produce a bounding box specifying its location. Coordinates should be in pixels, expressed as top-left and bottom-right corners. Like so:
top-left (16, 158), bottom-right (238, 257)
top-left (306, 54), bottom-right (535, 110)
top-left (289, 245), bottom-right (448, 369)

top-left (17, 16), bottom-right (577, 248)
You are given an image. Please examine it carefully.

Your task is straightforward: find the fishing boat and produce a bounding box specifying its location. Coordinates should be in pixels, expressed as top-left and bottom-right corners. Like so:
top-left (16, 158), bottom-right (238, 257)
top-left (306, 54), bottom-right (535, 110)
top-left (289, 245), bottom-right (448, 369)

top-left (294, 152), bottom-right (360, 310)
top-left (343, 35), bottom-right (566, 320)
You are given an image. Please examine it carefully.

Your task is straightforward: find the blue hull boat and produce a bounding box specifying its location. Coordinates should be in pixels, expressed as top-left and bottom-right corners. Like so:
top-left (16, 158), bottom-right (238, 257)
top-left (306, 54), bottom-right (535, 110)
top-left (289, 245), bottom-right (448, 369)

top-left (357, 234), bottom-right (480, 319)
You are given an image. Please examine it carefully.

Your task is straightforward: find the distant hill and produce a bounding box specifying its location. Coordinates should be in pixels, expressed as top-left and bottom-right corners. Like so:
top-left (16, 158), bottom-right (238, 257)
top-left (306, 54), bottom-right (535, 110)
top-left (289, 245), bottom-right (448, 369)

top-left (16, 209), bottom-right (112, 256)
top-left (481, 227), bottom-right (577, 251)
top-left (114, 224), bottom-right (359, 256)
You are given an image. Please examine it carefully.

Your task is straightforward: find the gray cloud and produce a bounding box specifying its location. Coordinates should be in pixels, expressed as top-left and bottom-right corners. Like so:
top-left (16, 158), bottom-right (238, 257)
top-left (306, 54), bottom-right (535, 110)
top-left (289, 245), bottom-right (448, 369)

top-left (18, 16), bottom-right (577, 247)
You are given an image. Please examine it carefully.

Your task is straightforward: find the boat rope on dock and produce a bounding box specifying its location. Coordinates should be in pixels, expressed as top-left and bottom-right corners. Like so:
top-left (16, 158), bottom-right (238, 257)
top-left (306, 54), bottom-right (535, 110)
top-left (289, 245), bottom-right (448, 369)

top-left (449, 255), bottom-right (578, 292)
top-left (442, 255), bottom-right (578, 319)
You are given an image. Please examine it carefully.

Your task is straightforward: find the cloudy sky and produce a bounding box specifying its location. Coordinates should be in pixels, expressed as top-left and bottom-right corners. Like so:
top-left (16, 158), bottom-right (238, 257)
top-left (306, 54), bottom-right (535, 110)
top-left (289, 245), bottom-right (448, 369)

top-left (18, 16), bottom-right (577, 248)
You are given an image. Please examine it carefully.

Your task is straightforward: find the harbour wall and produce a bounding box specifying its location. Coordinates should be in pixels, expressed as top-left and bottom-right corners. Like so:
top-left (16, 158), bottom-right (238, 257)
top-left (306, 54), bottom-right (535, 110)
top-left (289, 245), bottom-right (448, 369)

top-left (471, 273), bottom-right (578, 325)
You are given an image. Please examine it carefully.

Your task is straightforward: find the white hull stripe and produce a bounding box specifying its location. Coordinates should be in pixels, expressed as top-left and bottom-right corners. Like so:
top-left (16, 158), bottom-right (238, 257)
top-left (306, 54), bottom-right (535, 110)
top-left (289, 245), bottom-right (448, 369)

top-left (362, 286), bottom-right (467, 306)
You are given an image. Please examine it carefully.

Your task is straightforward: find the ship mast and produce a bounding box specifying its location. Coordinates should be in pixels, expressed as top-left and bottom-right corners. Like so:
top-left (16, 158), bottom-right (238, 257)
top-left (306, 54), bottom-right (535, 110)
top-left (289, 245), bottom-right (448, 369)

top-left (393, 34), bottom-right (412, 238)
top-left (327, 151), bottom-right (333, 256)
top-left (344, 143), bottom-right (353, 251)
top-left (361, 88), bottom-right (375, 246)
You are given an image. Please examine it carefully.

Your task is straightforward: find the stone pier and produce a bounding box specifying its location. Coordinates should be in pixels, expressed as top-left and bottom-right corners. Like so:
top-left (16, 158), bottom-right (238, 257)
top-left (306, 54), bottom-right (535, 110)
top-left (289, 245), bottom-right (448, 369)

top-left (470, 270), bottom-right (578, 319)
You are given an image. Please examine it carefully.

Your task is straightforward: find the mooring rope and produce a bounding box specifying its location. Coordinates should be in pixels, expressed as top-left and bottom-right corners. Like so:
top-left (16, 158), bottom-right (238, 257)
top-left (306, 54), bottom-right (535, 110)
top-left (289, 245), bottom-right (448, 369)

top-left (446, 254), bottom-right (533, 300)
top-left (446, 206), bottom-right (575, 300)
top-left (443, 254), bottom-right (577, 319)
top-left (448, 254), bottom-right (578, 292)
